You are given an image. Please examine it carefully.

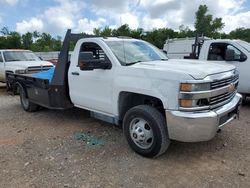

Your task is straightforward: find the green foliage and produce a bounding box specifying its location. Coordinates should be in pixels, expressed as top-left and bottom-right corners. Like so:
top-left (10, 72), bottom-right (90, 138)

top-left (229, 28), bottom-right (250, 42)
top-left (22, 32), bottom-right (33, 49)
top-left (0, 31), bottom-right (22, 49)
top-left (101, 27), bottom-right (112, 36)
top-left (0, 28), bottom-right (62, 51)
top-left (195, 5), bottom-right (224, 37)
top-left (143, 28), bottom-right (178, 48)
top-left (112, 24), bottom-right (131, 36)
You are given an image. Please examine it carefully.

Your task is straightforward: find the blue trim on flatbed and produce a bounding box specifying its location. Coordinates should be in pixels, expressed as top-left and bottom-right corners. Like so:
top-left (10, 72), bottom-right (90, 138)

top-left (32, 67), bottom-right (55, 83)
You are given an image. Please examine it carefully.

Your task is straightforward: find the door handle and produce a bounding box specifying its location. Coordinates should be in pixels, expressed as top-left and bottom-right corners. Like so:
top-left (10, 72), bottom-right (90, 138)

top-left (71, 72), bottom-right (80, 76)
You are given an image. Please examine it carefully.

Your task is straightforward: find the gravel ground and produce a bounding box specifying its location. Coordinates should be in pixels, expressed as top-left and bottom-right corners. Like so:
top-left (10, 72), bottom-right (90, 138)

top-left (0, 83), bottom-right (249, 188)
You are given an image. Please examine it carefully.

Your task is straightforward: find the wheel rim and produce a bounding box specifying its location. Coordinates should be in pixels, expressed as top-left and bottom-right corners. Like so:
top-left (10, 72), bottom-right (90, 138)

top-left (21, 88), bottom-right (29, 108)
top-left (129, 117), bottom-right (154, 149)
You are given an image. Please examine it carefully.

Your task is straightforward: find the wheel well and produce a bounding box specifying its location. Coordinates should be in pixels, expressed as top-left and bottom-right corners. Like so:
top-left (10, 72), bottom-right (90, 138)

top-left (118, 92), bottom-right (165, 121)
top-left (15, 82), bottom-right (26, 96)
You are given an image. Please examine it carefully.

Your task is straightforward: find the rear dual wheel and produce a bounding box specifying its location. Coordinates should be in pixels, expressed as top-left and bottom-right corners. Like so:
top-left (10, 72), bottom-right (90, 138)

top-left (19, 85), bottom-right (39, 112)
top-left (123, 105), bottom-right (170, 158)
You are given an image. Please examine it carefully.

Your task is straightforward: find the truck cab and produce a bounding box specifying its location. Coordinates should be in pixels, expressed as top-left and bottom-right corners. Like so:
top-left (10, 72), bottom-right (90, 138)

top-left (0, 49), bottom-right (54, 82)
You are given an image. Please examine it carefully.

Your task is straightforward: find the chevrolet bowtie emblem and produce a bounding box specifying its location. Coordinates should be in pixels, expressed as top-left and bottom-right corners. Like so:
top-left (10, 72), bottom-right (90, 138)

top-left (229, 83), bottom-right (235, 92)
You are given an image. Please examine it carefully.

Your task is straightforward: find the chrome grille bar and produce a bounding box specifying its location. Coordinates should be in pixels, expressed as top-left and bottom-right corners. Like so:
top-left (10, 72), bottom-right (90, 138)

top-left (211, 75), bottom-right (239, 89)
top-left (210, 91), bottom-right (236, 105)
top-left (27, 66), bottom-right (53, 74)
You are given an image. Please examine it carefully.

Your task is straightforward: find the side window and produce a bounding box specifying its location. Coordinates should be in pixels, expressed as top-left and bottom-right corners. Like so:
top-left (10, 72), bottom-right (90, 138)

top-left (226, 45), bottom-right (241, 61)
top-left (79, 42), bottom-right (107, 63)
top-left (0, 52), bottom-right (3, 62)
top-left (208, 43), bottom-right (225, 61)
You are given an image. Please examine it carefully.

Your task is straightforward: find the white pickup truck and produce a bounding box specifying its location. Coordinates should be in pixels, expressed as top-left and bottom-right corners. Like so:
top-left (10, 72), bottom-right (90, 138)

top-left (6, 30), bottom-right (242, 158)
top-left (0, 49), bottom-right (54, 82)
top-left (164, 38), bottom-right (250, 99)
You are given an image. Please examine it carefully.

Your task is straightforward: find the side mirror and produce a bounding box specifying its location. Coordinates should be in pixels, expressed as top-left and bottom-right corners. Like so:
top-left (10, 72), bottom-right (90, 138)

top-left (239, 53), bottom-right (247, 62)
top-left (225, 49), bottom-right (235, 61)
top-left (79, 59), bottom-right (111, 71)
top-left (162, 50), bottom-right (168, 55)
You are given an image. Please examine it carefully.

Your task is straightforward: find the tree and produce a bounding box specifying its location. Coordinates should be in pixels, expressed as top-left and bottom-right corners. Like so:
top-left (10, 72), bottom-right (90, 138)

top-left (112, 24), bottom-right (131, 36)
top-left (33, 31), bottom-right (40, 39)
top-left (22, 32), bottom-right (33, 49)
top-left (1, 27), bottom-right (9, 35)
top-left (143, 28), bottom-right (178, 48)
top-left (229, 28), bottom-right (250, 42)
top-left (93, 28), bottom-right (101, 36)
top-left (195, 5), bottom-right (224, 37)
top-left (130, 28), bottom-right (144, 39)
top-left (100, 27), bottom-right (112, 36)
top-left (5, 32), bottom-right (22, 49)
top-left (178, 25), bottom-right (195, 38)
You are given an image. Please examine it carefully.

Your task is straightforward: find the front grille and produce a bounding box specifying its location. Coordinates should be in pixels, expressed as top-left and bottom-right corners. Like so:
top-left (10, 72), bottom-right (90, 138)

top-left (211, 74), bottom-right (239, 89)
top-left (27, 66), bottom-right (53, 74)
top-left (210, 91), bottom-right (236, 109)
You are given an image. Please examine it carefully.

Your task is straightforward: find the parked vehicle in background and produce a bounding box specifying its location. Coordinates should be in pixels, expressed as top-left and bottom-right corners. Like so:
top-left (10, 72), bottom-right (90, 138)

top-left (164, 37), bottom-right (250, 99)
top-left (47, 59), bottom-right (58, 65)
top-left (6, 30), bottom-right (242, 158)
top-left (35, 51), bottom-right (73, 65)
top-left (0, 49), bottom-right (54, 82)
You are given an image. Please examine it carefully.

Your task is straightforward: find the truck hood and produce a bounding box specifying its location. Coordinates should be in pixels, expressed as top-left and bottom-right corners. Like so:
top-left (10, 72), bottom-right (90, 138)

top-left (5, 60), bottom-right (53, 69)
top-left (133, 59), bottom-right (235, 80)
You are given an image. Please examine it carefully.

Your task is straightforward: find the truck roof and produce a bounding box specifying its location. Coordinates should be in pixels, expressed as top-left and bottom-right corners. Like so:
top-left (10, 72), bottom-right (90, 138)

top-left (166, 37), bottom-right (211, 42)
top-left (78, 37), bottom-right (140, 42)
top-left (102, 37), bottom-right (138, 41)
top-left (204, 39), bottom-right (244, 43)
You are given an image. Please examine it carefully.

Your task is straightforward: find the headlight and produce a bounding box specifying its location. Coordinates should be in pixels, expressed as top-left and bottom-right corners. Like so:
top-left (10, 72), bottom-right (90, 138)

top-left (180, 83), bottom-right (210, 92)
top-left (179, 82), bottom-right (211, 109)
top-left (15, 69), bottom-right (26, 74)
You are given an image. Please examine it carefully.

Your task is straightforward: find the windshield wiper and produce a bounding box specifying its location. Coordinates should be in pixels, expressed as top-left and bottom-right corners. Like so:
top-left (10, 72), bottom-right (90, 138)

top-left (125, 60), bottom-right (142, 66)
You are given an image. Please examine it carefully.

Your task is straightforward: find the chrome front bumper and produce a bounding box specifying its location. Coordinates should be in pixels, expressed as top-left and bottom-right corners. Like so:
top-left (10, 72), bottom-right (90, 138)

top-left (166, 93), bottom-right (242, 142)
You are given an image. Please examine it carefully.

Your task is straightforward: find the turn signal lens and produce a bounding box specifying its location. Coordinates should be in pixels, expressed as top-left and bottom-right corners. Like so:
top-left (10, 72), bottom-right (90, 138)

top-left (180, 83), bottom-right (192, 92)
top-left (180, 99), bottom-right (193, 107)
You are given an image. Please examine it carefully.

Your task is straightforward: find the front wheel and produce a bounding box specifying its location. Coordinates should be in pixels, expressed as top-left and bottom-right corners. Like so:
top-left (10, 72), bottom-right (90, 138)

top-left (123, 105), bottom-right (170, 158)
top-left (20, 85), bottom-right (39, 112)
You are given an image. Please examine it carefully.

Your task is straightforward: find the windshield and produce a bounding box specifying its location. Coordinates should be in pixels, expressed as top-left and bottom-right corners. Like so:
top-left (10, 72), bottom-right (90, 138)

top-left (237, 40), bottom-right (250, 53)
top-left (3, 51), bottom-right (40, 62)
top-left (105, 40), bottom-right (168, 65)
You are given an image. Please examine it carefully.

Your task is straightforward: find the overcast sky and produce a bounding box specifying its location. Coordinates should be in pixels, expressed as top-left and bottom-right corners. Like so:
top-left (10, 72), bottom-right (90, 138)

top-left (0, 0), bottom-right (250, 36)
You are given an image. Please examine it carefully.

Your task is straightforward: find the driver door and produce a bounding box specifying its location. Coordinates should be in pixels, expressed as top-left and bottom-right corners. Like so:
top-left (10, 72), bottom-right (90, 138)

top-left (69, 42), bottom-right (114, 115)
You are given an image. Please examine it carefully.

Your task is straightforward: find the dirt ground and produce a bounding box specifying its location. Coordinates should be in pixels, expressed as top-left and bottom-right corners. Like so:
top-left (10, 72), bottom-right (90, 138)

top-left (0, 83), bottom-right (249, 188)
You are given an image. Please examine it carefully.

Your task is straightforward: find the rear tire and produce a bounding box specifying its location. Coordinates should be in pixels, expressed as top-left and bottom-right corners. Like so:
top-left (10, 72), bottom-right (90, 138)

top-left (20, 85), bottom-right (39, 112)
top-left (123, 105), bottom-right (170, 158)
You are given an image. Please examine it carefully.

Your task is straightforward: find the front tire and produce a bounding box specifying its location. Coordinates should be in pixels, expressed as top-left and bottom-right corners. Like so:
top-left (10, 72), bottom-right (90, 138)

top-left (20, 85), bottom-right (39, 112)
top-left (123, 105), bottom-right (170, 158)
